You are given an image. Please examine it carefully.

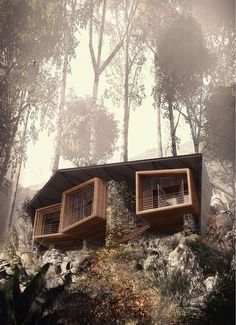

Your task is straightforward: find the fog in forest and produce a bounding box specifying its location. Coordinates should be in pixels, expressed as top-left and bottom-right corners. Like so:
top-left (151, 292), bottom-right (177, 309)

top-left (0, 0), bottom-right (235, 242)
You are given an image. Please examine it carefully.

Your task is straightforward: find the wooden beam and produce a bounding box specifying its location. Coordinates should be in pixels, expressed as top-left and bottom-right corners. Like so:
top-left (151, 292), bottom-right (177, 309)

top-left (61, 172), bottom-right (77, 186)
top-left (105, 167), bottom-right (133, 182)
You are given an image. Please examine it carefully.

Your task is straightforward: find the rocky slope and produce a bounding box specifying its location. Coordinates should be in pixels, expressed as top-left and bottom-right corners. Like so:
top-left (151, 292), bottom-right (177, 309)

top-left (0, 204), bottom-right (234, 325)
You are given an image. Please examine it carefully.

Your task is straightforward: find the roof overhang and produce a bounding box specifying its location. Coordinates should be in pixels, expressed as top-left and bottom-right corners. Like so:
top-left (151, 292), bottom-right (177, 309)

top-left (27, 153), bottom-right (203, 220)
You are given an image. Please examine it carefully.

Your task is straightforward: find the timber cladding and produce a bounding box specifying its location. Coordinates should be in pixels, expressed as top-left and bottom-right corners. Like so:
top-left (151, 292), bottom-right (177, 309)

top-left (33, 178), bottom-right (107, 248)
top-left (135, 168), bottom-right (199, 232)
top-left (32, 164), bottom-right (202, 249)
top-left (61, 178), bottom-right (106, 228)
top-left (33, 203), bottom-right (62, 238)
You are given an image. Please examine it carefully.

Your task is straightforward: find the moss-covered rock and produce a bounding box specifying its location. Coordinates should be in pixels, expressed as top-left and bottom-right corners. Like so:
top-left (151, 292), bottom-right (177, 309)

top-left (106, 181), bottom-right (137, 246)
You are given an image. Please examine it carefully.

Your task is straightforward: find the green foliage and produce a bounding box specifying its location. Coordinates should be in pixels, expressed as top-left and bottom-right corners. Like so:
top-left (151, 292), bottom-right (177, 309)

top-left (182, 270), bottom-right (235, 325)
top-left (4, 227), bottom-right (21, 262)
top-left (0, 0), bottom-right (65, 188)
top-left (199, 270), bottom-right (235, 325)
top-left (203, 85), bottom-right (235, 164)
top-left (157, 12), bottom-right (213, 113)
top-left (158, 15), bottom-right (212, 79)
top-left (0, 263), bottom-right (64, 325)
top-left (151, 269), bottom-right (191, 302)
top-left (60, 96), bottom-right (119, 166)
top-left (186, 238), bottom-right (228, 276)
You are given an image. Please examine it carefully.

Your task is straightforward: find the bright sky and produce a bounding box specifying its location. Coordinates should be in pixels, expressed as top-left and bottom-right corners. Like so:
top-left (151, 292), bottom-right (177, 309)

top-left (20, 31), bottom-right (193, 188)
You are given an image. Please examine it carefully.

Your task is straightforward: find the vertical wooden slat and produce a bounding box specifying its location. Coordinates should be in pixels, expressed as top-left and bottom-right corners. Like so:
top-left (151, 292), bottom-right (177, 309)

top-left (189, 170), bottom-right (199, 216)
top-left (93, 178), bottom-right (98, 217)
top-left (33, 211), bottom-right (38, 236)
top-left (136, 172), bottom-right (140, 212)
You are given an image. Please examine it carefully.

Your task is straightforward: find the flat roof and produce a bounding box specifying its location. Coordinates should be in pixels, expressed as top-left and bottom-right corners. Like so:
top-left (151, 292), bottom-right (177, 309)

top-left (28, 153), bottom-right (203, 217)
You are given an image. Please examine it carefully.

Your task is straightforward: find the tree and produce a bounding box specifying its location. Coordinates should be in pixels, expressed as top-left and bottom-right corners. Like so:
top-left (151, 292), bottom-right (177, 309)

top-left (88, 0), bottom-right (139, 162)
top-left (51, 0), bottom-right (85, 174)
top-left (202, 85), bottom-right (235, 200)
top-left (106, 0), bottom-right (146, 162)
top-left (0, 0), bottom-right (64, 190)
top-left (175, 76), bottom-right (213, 154)
top-left (190, 0), bottom-right (235, 86)
top-left (60, 97), bottom-right (118, 166)
top-left (140, 0), bottom-right (185, 157)
top-left (204, 85), bottom-right (235, 164)
top-left (157, 14), bottom-right (212, 155)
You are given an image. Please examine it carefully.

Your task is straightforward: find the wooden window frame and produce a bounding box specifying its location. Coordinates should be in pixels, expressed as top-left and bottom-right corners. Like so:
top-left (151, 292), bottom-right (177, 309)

top-left (33, 203), bottom-right (62, 239)
top-left (61, 177), bottom-right (106, 232)
top-left (136, 168), bottom-right (199, 216)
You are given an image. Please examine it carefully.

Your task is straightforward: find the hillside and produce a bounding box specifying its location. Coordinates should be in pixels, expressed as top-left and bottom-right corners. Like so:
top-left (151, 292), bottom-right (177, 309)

top-left (0, 209), bottom-right (234, 324)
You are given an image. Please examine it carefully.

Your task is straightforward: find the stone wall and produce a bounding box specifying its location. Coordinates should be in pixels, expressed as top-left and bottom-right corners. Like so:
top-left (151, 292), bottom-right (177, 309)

top-left (105, 181), bottom-right (137, 247)
top-left (183, 214), bottom-right (200, 236)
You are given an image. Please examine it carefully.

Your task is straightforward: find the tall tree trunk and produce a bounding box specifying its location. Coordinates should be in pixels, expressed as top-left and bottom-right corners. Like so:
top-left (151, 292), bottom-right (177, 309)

top-left (168, 96), bottom-right (177, 156)
top-left (123, 1), bottom-right (130, 162)
top-left (0, 144), bottom-right (12, 190)
top-left (7, 108), bottom-right (30, 229)
top-left (52, 0), bottom-right (68, 174)
top-left (89, 74), bottom-right (100, 164)
top-left (51, 54), bottom-right (68, 174)
top-left (154, 53), bottom-right (162, 157)
top-left (88, 0), bottom-right (106, 163)
top-left (0, 90), bottom-right (26, 190)
top-left (156, 93), bottom-right (163, 157)
top-left (186, 104), bottom-right (200, 154)
top-left (88, 0), bottom-right (138, 163)
top-left (193, 140), bottom-right (199, 153)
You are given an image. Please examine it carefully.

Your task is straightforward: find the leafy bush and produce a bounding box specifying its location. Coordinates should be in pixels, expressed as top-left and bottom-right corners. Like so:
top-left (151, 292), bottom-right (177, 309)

top-left (151, 269), bottom-right (191, 302)
top-left (182, 270), bottom-right (235, 325)
top-left (0, 263), bottom-right (64, 325)
top-left (186, 238), bottom-right (229, 276)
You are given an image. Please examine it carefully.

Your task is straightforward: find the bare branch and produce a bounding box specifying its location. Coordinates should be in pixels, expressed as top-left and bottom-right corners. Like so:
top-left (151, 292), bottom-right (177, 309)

top-left (96, 0), bottom-right (107, 68)
top-left (174, 104), bottom-right (188, 120)
top-left (99, 38), bottom-right (124, 75)
top-left (128, 46), bottom-right (139, 73)
top-left (174, 109), bottom-right (181, 133)
top-left (130, 63), bottom-right (139, 101)
top-left (99, 0), bottom-right (139, 75)
top-left (61, 113), bottom-right (90, 137)
top-left (115, 5), bottom-right (123, 47)
top-left (89, 0), bottom-right (97, 72)
top-left (145, 40), bottom-right (155, 54)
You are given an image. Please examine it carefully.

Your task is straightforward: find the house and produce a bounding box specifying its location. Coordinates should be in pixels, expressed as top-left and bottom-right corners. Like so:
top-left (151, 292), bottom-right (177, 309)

top-left (28, 153), bottom-right (211, 250)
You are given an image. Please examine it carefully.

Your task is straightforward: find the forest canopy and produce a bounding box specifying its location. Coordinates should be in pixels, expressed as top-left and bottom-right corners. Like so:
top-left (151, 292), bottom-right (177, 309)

top-left (0, 0), bottom-right (234, 206)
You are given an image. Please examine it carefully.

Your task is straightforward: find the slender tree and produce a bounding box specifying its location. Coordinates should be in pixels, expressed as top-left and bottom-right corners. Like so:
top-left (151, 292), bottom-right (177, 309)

top-left (0, 0), bottom-right (64, 190)
top-left (157, 15), bottom-right (212, 155)
top-left (106, 0), bottom-right (146, 161)
top-left (88, 0), bottom-right (139, 162)
top-left (140, 0), bottom-right (181, 157)
top-left (51, 0), bottom-right (82, 174)
top-left (202, 85), bottom-right (235, 200)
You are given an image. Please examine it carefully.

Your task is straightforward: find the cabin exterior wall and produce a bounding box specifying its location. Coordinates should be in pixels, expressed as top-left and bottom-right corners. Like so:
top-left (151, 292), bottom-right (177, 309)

top-left (31, 159), bottom-right (211, 249)
top-left (200, 161), bottom-right (212, 235)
